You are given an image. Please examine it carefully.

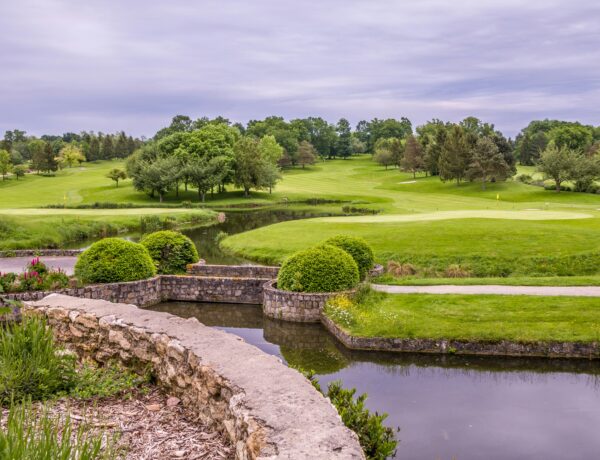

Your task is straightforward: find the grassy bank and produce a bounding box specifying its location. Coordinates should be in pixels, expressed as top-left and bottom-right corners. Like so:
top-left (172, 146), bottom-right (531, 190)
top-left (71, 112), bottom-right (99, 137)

top-left (0, 209), bottom-right (216, 250)
top-left (372, 275), bottom-right (600, 286)
top-left (324, 291), bottom-right (600, 343)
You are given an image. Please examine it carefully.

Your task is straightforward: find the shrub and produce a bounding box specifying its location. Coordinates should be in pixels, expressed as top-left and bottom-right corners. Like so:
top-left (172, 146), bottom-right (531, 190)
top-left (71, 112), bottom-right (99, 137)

top-left (301, 371), bottom-right (398, 460)
top-left (140, 230), bottom-right (199, 274)
top-left (0, 316), bottom-right (77, 405)
top-left (74, 238), bottom-right (156, 283)
top-left (386, 260), bottom-right (417, 277)
top-left (444, 264), bottom-right (471, 278)
top-left (515, 174), bottom-right (532, 183)
top-left (324, 235), bottom-right (374, 280)
top-left (43, 269), bottom-right (70, 290)
top-left (278, 245), bottom-right (359, 293)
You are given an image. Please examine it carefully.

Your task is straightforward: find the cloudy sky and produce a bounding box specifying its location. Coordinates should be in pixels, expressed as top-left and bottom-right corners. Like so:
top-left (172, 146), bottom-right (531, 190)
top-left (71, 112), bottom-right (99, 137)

top-left (1, 0), bottom-right (599, 137)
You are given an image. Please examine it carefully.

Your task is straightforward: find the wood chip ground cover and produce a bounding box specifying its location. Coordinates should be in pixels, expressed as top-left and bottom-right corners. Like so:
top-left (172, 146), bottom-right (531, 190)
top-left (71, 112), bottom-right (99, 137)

top-left (0, 387), bottom-right (233, 460)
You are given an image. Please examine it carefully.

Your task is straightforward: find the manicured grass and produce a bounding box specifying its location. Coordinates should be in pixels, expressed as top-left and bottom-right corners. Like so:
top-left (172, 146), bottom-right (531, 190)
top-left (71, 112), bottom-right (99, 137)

top-left (221, 216), bottom-right (600, 276)
top-left (325, 291), bottom-right (600, 343)
top-left (373, 275), bottom-right (600, 287)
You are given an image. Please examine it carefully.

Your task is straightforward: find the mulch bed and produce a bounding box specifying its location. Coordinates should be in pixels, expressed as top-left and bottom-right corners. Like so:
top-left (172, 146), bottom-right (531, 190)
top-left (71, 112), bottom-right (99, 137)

top-left (1, 387), bottom-right (234, 460)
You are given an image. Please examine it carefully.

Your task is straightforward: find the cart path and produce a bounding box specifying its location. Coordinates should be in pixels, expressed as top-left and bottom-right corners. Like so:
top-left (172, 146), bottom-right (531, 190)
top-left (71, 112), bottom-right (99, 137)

top-left (371, 284), bottom-right (600, 297)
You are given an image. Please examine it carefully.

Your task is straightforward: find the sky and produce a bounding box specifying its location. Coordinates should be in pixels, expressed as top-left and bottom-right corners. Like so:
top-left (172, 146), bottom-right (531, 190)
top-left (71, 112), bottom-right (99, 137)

top-left (1, 0), bottom-right (599, 138)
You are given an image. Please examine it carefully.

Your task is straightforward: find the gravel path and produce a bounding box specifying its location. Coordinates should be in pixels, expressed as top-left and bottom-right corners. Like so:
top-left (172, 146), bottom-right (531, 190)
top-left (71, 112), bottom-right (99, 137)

top-left (0, 256), bottom-right (77, 275)
top-left (372, 284), bottom-right (600, 297)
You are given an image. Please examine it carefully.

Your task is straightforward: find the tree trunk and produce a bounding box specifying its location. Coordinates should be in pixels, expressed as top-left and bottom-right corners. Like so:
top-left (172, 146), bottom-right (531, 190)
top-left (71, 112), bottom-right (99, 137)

top-left (175, 181), bottom-right (179, 197)
top-left (116, 180), bottom-right (119, 188)
top-left (555, 179), bottom-right (561, 192)
top-left (159, 192), bottom-right (164, 202)
top-left (202, 192), bottom-right (206, 202)
top-left (482, 177), bottom-right (486, 190)
top-left (244, 187), bottom-right (250, 197)
top-left (413, 171), bottom-right (416, 179)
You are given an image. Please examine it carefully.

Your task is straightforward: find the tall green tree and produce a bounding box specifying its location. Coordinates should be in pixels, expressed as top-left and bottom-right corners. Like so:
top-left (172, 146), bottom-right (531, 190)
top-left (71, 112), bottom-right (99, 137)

top-left (297, 141), bottom-right (317, 168)
top-left (336, 118), bottom-right (353, 159)
top-left (536, 144), bottom-right (577, 192)
top-left (0, 149), bottom-right (13, 180)
top-left (101, 135), bottom-right (114, 160)
top-left (439, 125), bottom-right (471, 185)
top-left (233, 137), bottom-right (266, 197)
top-left (400, 135), bottom-right (425, 178)
top-left (106, 168), bottom-right (127, 187)
top-left (468, 137), bottom-right (510, 189)
top-left (57, 145), bottom-right (85, 168)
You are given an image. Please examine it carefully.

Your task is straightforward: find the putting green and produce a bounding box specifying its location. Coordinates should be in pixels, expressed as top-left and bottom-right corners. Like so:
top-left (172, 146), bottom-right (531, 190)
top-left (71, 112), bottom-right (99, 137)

top-left (319, 210), bottom-right (593, 223)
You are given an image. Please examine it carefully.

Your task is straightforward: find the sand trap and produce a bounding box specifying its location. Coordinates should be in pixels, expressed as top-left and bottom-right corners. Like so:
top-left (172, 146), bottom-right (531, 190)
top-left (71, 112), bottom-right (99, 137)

top-left (320, 210), bottom-right (593, 224)
top-left (399, 180), bottom-right (417, 184)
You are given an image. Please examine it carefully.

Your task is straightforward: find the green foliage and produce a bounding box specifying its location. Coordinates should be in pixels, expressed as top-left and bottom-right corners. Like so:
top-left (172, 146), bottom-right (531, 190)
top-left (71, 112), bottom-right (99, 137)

top-left (324, 234), bottom-right (374, 280)
top-left (298, 370), bottom-right (398, 460)
top-left (277, 244), bottom-right (359, 292)
top-left (75, 238), bottom-right (156, 283)
top-left (140, 230), bottom-right (199, 274)
top-left (0, 317), bottom-right (77, 405)
top-left (327, 381), bottom-right (398, 460)
top-left (0, 401), bottom-right (118, 460)
top-left (70, 362), bottom-right (150, 400)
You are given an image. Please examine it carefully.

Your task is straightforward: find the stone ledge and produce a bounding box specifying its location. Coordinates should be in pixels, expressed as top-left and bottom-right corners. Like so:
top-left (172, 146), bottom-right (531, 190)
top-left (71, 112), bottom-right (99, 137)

top-left (24, 294), bottom-right (364, 460)
top-left (187, 262), bottom-right (279, 280)
top-left (321, 313), bottom-right (600, 359)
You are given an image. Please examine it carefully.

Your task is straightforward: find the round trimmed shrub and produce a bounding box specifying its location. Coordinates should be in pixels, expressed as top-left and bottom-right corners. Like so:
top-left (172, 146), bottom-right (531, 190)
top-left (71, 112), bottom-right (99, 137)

top-left (277, 244), bottom-right (359, 293)
top-left (140, 230), bottom-right (199, 274)
top-left (324, 235), bottom-right (374, 280)
top-left (74, 238), bottom-right (156, 283)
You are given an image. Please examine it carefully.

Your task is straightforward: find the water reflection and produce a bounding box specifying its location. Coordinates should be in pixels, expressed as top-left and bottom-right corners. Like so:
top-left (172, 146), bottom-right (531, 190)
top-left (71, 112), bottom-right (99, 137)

top-left (149, 301), bottom-right (600, 460)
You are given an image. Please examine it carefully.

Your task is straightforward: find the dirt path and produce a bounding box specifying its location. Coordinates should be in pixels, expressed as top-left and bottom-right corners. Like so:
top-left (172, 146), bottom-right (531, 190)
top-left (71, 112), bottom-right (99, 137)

top-left (371, 284), bottom-right (600, 297)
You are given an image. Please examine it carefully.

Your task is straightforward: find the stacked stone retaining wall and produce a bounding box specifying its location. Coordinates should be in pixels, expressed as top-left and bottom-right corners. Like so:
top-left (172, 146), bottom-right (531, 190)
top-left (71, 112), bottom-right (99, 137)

top-left (187, 262), bottom-right (279, 279)
top-left (24, 294), bottom-right (364, 460)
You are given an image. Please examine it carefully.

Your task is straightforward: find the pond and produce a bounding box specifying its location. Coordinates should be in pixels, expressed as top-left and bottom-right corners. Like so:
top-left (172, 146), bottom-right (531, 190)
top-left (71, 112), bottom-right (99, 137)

top-left (65, 209), bottom-right (328, 264)
top-left (149, 301), bottom-right (600, 460)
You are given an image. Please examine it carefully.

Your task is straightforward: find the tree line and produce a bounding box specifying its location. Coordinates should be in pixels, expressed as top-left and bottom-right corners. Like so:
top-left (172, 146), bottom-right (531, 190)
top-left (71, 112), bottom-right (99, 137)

top-left (0, 129), bottom-right (144, 177)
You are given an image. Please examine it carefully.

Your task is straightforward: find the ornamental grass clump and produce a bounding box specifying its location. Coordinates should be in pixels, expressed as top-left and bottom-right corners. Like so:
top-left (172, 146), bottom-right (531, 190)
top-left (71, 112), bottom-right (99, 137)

top-left (74, 238), bottom-right (156, 283)
top-left (140, 230), bottom-right (199, 274)
top-left (277, 244), bottom-right (359, 293)
top-left (0, 316), bottom-right (77, 405)
top-left (324, 235), bottom-right (375, 280)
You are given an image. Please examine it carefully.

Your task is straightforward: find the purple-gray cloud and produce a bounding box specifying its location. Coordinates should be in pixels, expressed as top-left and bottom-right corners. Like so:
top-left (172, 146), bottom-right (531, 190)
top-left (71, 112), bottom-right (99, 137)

top-left (1, 0), bottom-right (599, 137)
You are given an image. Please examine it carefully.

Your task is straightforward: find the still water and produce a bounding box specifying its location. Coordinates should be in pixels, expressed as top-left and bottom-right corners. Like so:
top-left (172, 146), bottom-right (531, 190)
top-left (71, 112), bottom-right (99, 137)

top-left (149, 301), bottom-right (600, 460)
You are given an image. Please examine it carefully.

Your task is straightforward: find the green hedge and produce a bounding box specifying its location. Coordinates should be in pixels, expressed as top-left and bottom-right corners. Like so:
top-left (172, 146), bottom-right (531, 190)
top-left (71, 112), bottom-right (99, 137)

top-left (278, 244), bottom-right (359, 293)
top-left (324, 235), bottom-right (374, 280)
top-left (74, 238), bottom-right (156, 283)
top-left (140, 230), bottom-right (199, 274)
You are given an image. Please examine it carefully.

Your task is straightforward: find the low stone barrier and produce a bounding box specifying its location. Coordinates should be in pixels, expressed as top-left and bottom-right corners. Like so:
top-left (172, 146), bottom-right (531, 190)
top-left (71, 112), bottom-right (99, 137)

top-left (262, 280), bottom-right (357, 323)
top-left (187, 262), bottom-right (279, 280)
top-left (4, 277), bottom-right (162, 307)
top-left (5, 274), bottom-right (268, 306)
top-left (24, 294), bottom-right (365, 460)
top-left (161, 275), bottom-right (267, 304)
top-left (0, 249), bottom-right (83, 258)
top-left (321, 314), bottom-right (600, 359)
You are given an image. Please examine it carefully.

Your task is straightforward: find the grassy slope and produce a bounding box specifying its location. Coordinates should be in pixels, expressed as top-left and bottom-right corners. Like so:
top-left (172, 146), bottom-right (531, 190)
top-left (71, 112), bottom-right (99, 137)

top-left (0, 162), bottom-right (217, 249)
top-left (221, 156), bottom-right (600, 276)
top-left (327, 292), bottom-right (600, 343)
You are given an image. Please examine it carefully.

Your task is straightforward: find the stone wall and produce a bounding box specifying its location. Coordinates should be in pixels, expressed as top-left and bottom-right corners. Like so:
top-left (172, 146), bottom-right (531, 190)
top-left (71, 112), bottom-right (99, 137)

top-left (5, 277), bottom-right (162, 307)
top-left (187, 262), bottom-right (279, 280)
top-left (6, 274), bottom-right (269, 306)
top-left (161, 275), bottom-right (267, 304)
top-left (321, 314), bottom-right (600, 359)
top-left (262, 280), bottom-right (357, 323)
top-left (0, 249), bottom-right (83, 258)
top-left (24, 294), bottom-right (365, 460)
